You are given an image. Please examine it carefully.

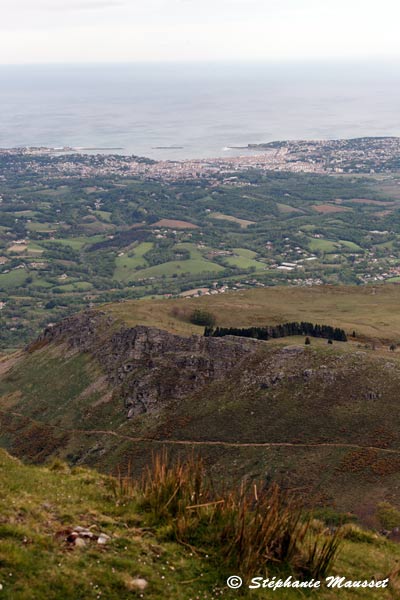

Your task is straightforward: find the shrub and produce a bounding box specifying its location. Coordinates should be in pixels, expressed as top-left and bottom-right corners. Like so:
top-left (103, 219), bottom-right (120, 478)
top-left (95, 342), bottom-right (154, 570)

top-left (341, 523), bottom-right (384, 545)
top-left (47, 458), bottom-right (70, 473)
top-left (189, 309), bottom-right (216, 327)
top-left (170, 306), bottom-right (191, 321)
top-left (377, 502), bottom-right (400, 530)
top-left (312, 507), bottom-right (356, 527)
top-left (120, 451), bottom-right (342, 581)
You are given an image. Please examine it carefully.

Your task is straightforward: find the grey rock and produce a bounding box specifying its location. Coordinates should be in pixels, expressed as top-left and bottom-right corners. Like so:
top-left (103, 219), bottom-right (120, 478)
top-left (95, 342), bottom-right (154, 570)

top-left (127, 578), bottom-right (148, 591)
top-left (281, 346), bottom-right (304, 354)
top-left (97, 533), bottom-right (111, 545)
top-left (74, 537), bottom-right (86, 548)
top-left (30, 311), bottom-right (262, 417)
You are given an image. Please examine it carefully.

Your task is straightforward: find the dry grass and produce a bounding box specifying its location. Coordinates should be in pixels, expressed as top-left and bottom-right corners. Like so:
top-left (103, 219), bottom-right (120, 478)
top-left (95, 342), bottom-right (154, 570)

top-left (313, 204), bottom-right (352, 214)
top-left (112, 451), bottom-right (342, 581)
top-left (152, 219), bottom-right (199, 229)
top-left (344, 198), bottom-right (395, 206)
top-left (209, 212), bottom-right (256, 228)
top-left (105, 284), bottom-right (400, 345)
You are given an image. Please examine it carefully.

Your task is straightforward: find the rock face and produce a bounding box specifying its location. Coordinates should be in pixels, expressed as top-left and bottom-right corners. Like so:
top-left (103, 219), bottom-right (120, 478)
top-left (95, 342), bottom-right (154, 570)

top-left (31, 311), bottom-right (262, 417)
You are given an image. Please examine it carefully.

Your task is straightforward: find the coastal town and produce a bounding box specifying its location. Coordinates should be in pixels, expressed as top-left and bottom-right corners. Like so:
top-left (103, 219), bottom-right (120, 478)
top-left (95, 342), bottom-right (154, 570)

top-left (2, 136), bottom-right (400, 182)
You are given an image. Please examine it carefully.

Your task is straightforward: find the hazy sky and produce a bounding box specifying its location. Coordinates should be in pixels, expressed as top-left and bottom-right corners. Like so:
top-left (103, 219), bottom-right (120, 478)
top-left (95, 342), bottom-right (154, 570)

top-left (1, 0), bottom-right (400, 64)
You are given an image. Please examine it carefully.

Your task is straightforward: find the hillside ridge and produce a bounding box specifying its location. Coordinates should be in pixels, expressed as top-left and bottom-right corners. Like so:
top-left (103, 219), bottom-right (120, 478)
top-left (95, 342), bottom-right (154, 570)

top-left (30, 310), bottom-right (262, 417)
top-left (2, 301), bottom-right (400, 522)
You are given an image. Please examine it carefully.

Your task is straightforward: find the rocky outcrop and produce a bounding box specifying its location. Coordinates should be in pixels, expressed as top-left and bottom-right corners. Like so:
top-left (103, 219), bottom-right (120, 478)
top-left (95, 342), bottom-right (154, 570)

top-left (30, 311), bottom-right (263, 417)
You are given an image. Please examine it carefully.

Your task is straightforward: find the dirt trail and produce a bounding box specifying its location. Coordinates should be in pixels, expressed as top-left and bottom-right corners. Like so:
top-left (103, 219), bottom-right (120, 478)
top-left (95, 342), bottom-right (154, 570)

top-left (1, 407), bottom-right (400, 455)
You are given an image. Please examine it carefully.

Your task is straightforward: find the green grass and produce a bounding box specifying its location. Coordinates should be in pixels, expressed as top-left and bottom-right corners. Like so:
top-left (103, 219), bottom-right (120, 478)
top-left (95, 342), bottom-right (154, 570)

top-left (375, 240), bottom-right (395, 250)
top-left (208, 212), bottom-right (256, 228)
top-left (276, 202), bottom-right (302, 214)
top-left (13, 210), bottom-right (37, 217)
top-left (224, 247), bottom-right (265, 270)
top-left (130, 258), bottom-right (224, 281)
top-left (339, 240), bottom-right (363, 252)
top-left (29, 277), bottom-right (53, 288)
top-left (44, 236), bottom-right (106, 250)
top-left (26, 222), bottom-right (58, 233)
top-left (27, 242), bottom-right (45, 253)
top-left (0, 449), bottom-right (398, 599)
top-left (0, 269), bottom-right (29, 290)
top-left (114, 242), bottom-right (153, 281)
top-left (58, 281), bottom-right (93, 292)
top-left (308, 238), bottom-right (339, 252)
top-left (0, 351), bottom-right (95, 426)
top-left (174, 242), bottom-right (204, 260)
top-left (93, 210), bottom-right (112, 222)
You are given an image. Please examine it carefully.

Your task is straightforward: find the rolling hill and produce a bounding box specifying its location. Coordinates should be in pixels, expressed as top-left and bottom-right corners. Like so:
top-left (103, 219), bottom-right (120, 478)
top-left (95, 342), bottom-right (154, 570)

top-left (2, 285), bottom-right (400, 529)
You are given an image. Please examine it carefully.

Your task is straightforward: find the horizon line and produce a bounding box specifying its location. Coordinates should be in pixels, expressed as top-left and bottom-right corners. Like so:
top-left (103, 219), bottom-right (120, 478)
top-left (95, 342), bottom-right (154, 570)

top-left (1, 57), bottom-right (400, 67)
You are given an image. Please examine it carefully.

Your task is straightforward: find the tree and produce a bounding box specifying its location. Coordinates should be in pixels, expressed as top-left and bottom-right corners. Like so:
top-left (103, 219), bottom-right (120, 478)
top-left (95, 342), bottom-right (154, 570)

top-left (305, 337), bottom-right (311, 345)
top-left (190, 309), bottom-right (216, 327)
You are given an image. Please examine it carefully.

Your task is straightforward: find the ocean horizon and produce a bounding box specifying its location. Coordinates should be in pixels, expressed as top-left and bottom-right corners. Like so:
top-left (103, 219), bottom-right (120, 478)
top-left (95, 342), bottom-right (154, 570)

top-left (1, 60), bottom-right (400, 160)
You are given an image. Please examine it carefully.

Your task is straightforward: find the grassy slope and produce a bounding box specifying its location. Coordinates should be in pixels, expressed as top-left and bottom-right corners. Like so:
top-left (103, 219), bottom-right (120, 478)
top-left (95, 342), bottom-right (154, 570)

top-left (3, 286), bottom-right (400, 545)
top-left (132, 259), bottom-right (223, 280)
top-left (2, 286), bottom-right (400, 596)
top-left (2, 332), bottom-right (400, 522)
top-left (114, 242), bottom-right (154, 282)
top-left (105, 284), bottom-right (400, 344)
top-left (0, 449), bottom-right (399, 600)
top-left (0, 449), bottom-right (217, 600)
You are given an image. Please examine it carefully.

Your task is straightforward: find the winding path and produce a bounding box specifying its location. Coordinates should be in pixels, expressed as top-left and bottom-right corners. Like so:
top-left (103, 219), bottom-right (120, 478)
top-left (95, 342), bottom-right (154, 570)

top-left (1, 407), bottom-right (400, 455)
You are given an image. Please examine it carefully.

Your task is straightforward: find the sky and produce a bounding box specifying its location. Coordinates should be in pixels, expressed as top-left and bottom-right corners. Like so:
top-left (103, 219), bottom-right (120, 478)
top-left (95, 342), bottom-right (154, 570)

top-left (1, 0), bottom-right (400, 64)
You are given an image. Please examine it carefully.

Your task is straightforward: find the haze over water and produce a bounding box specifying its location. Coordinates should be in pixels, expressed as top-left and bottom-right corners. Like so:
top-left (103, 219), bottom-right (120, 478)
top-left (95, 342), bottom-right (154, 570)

top-left (1, 61), bottom-right (400, 160)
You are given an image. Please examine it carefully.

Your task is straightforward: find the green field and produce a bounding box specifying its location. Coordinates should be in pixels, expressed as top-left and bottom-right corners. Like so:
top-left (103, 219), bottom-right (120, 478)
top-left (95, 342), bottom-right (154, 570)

top-left (115, 242), bottom-right (225, 282)
top-left (26, 222), bottom-right (58, 233)
top-left (131, 258), bottom-right (224, 280)
top-left (58, 281), bottom-right (93, 292)
top-left (114, 242), bottom-right (154, 281)
top-left (42, 235), bottom-right (106, 250)
top-left (27, 241), bottom-right (45, 253)
top-left (339, 240), bottom-right (363, 251)
top-left (3, 152), bottom-right (400, 349)
top-left (276, 202), bottom-right (302, 214)
top-left (174, 242), bottom-right (205, 259)
top-left (93, 210), bottom-right (112, 221)
top-left (209, 212), bottom-right (256, 228)
top-left (0, 268), bottom-right (29, 289)
top-left (308, 237), bottom-right (339, 252)
top-left (224, 247), bottom-right (265, 269)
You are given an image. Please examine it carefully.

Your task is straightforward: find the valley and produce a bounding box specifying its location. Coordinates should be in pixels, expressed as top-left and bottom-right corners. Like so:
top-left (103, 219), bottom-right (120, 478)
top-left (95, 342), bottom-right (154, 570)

top-left (3, 143), bottom-right (400, 350)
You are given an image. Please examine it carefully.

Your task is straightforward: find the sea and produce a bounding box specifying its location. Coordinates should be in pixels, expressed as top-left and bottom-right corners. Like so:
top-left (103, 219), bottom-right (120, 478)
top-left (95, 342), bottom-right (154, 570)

top-left (1, 61), bottom-right (400, 161)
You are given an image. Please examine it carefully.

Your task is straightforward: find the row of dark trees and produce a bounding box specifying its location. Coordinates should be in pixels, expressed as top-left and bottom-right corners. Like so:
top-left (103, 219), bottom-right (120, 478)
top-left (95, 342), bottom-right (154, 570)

top-left (204, 321), bottom-right (348, 342)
